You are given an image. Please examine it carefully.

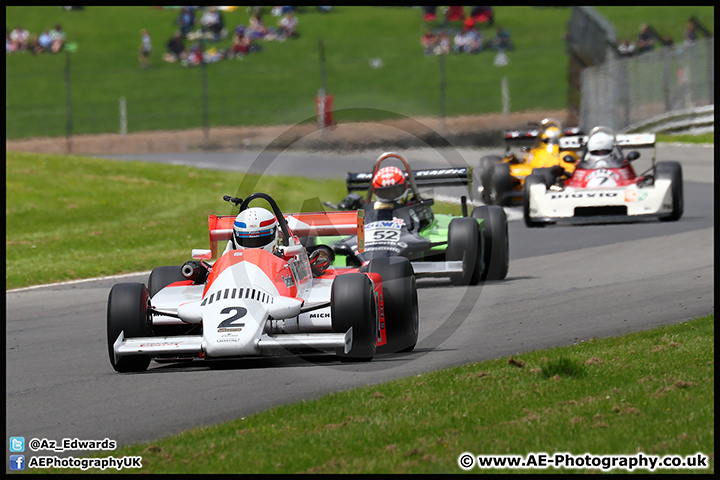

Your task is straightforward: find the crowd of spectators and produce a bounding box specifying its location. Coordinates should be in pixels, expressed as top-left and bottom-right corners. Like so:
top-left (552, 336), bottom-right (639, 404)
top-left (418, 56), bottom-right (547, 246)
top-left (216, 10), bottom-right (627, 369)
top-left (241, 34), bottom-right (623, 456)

top-left (616, 17), bottom-right (710, 58)
top-left (162, 6), bottom-right (303, 66)
top-left (7, 23), bottom-right (65, 55)
top-left (420, 7), bottom-right (513, 57)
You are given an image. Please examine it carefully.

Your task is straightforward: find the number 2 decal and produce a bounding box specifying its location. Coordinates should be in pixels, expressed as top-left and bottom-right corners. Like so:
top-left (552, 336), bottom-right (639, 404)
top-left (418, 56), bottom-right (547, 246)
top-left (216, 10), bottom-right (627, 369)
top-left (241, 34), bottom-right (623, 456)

top-left (218, 306), bottom-right (247, 329)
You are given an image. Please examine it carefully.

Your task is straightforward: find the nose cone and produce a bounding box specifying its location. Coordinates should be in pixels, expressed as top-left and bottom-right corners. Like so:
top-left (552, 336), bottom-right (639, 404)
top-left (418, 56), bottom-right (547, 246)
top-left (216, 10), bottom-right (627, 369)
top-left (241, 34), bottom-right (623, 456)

top-left (202, 298), bottom-right (270, 357)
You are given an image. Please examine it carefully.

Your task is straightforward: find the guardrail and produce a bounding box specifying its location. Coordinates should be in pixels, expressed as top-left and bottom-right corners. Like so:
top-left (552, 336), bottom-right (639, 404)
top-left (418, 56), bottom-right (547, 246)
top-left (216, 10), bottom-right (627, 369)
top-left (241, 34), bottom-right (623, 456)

top-left (623, 105), bottom-right (714, 135)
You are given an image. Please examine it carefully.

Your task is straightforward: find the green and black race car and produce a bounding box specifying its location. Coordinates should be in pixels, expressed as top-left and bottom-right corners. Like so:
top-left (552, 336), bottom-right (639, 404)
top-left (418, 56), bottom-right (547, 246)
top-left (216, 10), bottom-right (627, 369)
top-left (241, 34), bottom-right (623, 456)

top-left (318, 152), bottom-right (509, 285)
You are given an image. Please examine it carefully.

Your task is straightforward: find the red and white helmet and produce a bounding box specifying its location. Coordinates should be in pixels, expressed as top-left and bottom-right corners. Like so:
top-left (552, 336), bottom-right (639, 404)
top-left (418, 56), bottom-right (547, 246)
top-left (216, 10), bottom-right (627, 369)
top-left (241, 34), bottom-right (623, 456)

top-left (233, 207), bottom-right (279, 252)
top-left (372, 166), bottom-right (408, 203)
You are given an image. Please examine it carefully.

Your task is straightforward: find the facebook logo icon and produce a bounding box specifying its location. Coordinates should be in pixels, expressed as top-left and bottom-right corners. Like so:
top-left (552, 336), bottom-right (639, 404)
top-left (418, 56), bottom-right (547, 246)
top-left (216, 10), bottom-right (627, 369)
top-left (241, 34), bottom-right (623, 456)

top-left (9, 455), bottom-right (25, 471)
top-left (10, 437), bottom-right (25, 452)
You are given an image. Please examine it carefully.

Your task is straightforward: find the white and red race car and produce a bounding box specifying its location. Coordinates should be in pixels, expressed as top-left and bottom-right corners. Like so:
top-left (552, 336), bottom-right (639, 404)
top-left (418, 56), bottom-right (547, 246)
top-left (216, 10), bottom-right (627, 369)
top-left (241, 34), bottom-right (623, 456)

top-left (523, 128), bottom-right (683, 227)
top-left (107, 193), bottom-right (419, 372)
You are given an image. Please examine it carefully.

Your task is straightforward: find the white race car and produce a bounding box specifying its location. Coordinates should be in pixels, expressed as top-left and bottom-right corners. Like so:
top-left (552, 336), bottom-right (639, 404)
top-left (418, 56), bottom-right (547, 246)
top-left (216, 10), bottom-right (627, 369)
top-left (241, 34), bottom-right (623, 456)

top-left (523, 128), bottom-right (683, 227)
top-left (107, 192), bottom-right (419, 372)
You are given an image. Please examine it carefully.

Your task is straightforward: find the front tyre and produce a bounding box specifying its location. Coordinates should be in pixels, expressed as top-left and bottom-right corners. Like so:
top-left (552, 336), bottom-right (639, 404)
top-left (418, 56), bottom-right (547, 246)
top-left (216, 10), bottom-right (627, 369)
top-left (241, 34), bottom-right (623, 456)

top-left (363, 257), bottom-right (418, 353)
top-left (655, 161), bottom-right (683, 221)
top-left (107, 283), bottom-right (153, 373)
top-left (489, 162), bottom-right (513, 207)
top-left (331, 273), bottom-right (377, 361)
top-left (523, 173), bottom-right (547, 228)
top-left (471, 205), bottom-right (509, 281)
top-left (447, 217), bottom-right (479, 285)
top-left (480, 155), bottom-right (502, 204)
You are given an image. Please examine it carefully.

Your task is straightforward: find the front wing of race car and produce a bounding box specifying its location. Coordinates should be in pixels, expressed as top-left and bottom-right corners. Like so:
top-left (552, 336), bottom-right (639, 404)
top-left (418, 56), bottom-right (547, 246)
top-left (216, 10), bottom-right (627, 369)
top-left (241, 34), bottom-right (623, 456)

top-left (113, 329), bottom-right (353, 363)
top-left (526, 179), bottom-right (676, 223)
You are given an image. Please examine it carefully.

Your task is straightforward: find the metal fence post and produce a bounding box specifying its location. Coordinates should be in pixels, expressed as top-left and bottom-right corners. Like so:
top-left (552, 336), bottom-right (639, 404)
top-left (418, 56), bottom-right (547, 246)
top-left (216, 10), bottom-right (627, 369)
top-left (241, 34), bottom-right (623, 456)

top-left (501, 77), bottom-right (510, 115)
top-left (64, 50), bottom-right (73, 154)
top-left (439, 54), bottom-right (446, 131)
top-left (201, 38), bottom-right (209, 142)
top-left (119, 97), bottom-right (127, 136)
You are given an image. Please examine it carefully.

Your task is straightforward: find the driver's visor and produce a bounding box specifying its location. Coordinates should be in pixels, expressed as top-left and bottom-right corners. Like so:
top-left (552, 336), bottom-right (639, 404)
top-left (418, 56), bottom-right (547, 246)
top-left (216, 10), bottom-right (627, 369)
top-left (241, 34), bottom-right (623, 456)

top-left (375, 183), bottom-right (406, 201)
top-left (235, 226), bottom-right (277, 248)
top-left (590, 149), bottom-right (612, 156)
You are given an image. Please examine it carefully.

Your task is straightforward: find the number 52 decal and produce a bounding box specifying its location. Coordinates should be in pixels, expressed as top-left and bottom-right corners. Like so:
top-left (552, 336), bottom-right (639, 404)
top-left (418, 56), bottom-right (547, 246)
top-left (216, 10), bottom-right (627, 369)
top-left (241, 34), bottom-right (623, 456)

top-left (368, 228), bottom-right (400, 242)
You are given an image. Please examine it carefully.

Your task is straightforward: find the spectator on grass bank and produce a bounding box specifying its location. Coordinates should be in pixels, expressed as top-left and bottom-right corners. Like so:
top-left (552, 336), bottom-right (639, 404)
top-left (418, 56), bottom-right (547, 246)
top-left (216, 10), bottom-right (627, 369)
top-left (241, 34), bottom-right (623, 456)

top-left (200, 6), bottom-right (225, 41)
top-left (277, 11), bottom-right (299, 38)
top-left (434, 32), bottom-right (450, 55)
top-left (454, 23), bottom-right (482, 54)
top-left (6, 29), bottom-right (12, 53)
top-left (248, 13), bottom-right (270, 39)
top-left (444, 6), bottom-right (465, 23)
top-left (636, 24), bottom-right (655, 54)
top-left (176, 6), bottom-right (196, 38)
top-left (423, 6), bottom-right (437, 22)
top-left (683, 20), bottom-right (697, 47)
top-left (182, 44), bottom-right (203, 67)
top-left (421, 29), bottom-right (436, 56)
top-left (491, 26), bottom-right (513, 51)
top-left (163, 31), bottom-right (187, 63)
top-left (228, 27), bottom-right (250, 58)
top-left (139, 29), bottom-right (151, 68)
top-left (10, 25), bottom-right (30, 52)
top-left (35, 29), bottom-right (52, 54)
top-left (617, 38), bottom-right (635, 57)
top-left (469, 6), bottom-right (494, 26)
top-left (50, 23), bottom-right (66, 53)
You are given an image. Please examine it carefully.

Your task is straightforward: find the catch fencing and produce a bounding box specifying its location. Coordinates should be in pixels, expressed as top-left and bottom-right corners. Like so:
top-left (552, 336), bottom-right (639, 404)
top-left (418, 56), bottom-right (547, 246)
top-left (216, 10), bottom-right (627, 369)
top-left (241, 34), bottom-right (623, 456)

top-left (579, 37), bottom-right (714, 133)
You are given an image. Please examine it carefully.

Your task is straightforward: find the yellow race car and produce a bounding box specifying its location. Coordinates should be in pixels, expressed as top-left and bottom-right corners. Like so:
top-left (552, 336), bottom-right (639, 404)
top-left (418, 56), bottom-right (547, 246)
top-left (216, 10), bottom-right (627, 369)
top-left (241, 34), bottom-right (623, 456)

top-left (479, 118), bottom-right (582, 206)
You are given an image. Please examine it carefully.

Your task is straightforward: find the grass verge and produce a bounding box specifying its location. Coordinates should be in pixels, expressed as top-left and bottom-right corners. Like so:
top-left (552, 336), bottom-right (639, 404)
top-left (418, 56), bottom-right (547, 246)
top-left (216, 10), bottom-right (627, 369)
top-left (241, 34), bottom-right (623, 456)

top-left (30, 314), bottom-right (714, 474)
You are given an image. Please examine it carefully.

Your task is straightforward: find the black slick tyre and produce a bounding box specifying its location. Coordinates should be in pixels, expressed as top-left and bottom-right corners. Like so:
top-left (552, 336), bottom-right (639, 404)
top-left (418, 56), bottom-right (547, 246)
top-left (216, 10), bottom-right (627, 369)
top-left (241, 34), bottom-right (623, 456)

top-left (480, 155), bottom-right (501, 204)
top-left (523, 172), bottom-right (546, 228)
top-left (655, 161), bottom-right (683, 221)
top-left (447, 217), bottom-right (479, 285)
top-left (107, 283), bottom-right (153, 373)
top-left (471, 205), bottom-right (509, 281)
top-left (331, 273), bottom-right (377, 361)
top-left (363, 257), bottom-right (418, 354)
top-left (489, 162), bottom-right (513, 207)
top-left (148, 266), bottom-right (186, 298)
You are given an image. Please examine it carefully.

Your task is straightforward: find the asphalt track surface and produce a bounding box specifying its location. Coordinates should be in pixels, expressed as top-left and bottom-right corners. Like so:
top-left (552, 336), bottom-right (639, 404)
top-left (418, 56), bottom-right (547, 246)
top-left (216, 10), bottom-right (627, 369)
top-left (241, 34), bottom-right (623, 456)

top-left (6, 144), bottom-right (714, 464)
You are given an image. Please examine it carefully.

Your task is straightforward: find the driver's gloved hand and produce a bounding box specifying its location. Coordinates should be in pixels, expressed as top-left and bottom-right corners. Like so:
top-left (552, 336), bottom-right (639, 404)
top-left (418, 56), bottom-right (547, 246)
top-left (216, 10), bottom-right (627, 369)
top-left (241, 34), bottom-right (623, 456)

top-left (309, 246), bottom-right (334, 277)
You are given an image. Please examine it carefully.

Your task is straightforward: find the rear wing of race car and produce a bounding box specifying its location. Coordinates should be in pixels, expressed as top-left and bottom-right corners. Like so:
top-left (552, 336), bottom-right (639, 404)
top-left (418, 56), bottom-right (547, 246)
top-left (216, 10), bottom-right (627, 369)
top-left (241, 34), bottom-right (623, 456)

top-left (559, 132), bottom-right (656, 164)
top-left (505, 126), bottom-right (582, 143)
top-left (559, 132), bottom-right (656, 150)
top-left (346, 167), bottom-right (473, 195)
top-left (208, 211), bottom-right (363, 258)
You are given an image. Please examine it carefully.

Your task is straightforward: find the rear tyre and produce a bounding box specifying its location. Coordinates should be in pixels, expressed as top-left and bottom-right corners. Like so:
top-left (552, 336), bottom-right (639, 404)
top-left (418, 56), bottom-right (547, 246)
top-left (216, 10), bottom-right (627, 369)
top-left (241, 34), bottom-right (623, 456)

top-left (148, 266), bottom-right (185, 298)
top-left (363, 257), bottom-right (418, 354)
top-left (523, 172), bottom-right (547, 228)
top-left (447, 217), bottom-right (479, 285)
top-left (489, 162), bottom-right (513, 207)
top-left (480, 155), bottom-right (501, 204)
top-left (107, 283), bottom-right (153, 373)
top-left (655, 161), bottom-right (684, 221)
top-left (471, 206), bottom-right (509, 281)
top-left (331, 273), bottom-right (377, 361)
top-left (531, 167), bottom-right (556, 188)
